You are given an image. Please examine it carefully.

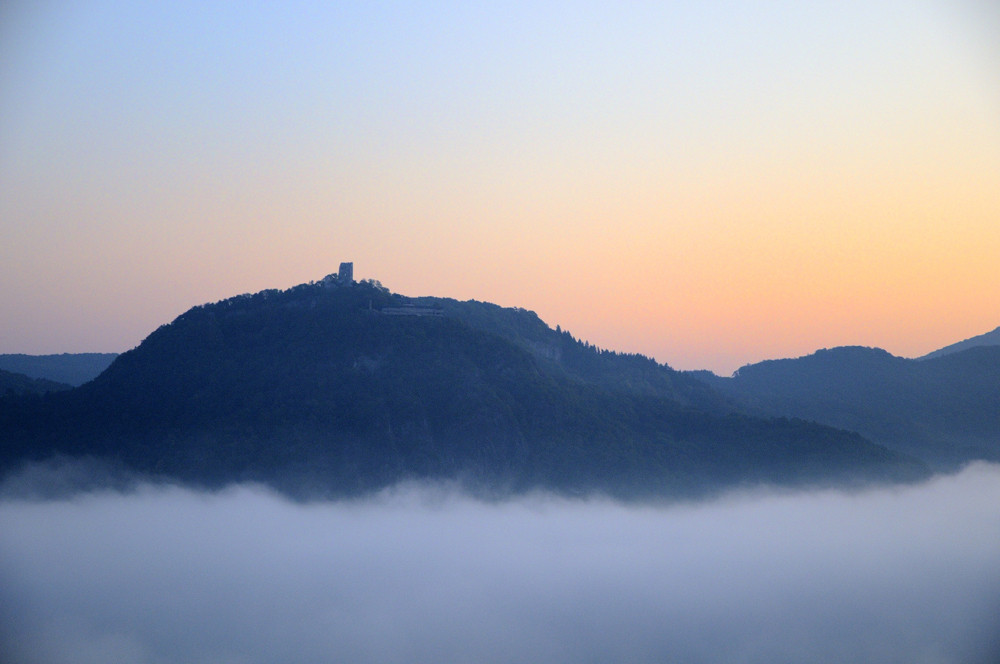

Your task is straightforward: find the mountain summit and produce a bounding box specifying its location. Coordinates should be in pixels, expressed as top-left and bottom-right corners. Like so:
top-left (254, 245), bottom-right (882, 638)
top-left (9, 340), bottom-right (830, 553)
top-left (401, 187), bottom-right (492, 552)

top-left (0, 277), bottom-right (927, 498)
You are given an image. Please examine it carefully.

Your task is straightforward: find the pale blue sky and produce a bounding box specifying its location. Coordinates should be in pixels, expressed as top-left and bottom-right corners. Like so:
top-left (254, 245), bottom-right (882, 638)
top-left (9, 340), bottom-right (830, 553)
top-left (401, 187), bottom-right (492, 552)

top-left (2, 1), bottom-right (998, 372)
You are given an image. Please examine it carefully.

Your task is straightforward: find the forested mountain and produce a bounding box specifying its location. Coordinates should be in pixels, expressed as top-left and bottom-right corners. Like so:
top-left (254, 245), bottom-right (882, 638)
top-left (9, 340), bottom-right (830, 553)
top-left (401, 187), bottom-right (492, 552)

top-left (918, 325), bottom-right (1000, 360)
top-left (0, 279), bottom-right (926, 499)
top-left (0, 353), bottom-right (118, 386)
top-left (692, 345), bottom-right (1000, 468)
top-left (410, 296), bottom-right (733, 412)
top-left (0, 369), bottom-right (71, 396)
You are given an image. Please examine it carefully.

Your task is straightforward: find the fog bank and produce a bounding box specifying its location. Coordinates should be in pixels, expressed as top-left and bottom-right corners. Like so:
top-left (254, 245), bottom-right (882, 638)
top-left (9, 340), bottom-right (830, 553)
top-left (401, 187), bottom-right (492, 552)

top-left (1, 464), bottom-right (999, 664)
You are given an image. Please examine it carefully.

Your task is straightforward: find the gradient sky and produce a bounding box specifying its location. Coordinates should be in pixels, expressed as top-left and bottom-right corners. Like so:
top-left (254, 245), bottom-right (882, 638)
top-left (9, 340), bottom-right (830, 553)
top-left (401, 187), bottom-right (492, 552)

top-left (2, 1), bottom-right (998, 374)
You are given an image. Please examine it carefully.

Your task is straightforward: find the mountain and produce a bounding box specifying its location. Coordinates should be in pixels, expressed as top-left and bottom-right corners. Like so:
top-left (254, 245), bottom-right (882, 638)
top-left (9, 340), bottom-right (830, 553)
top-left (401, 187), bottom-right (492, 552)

top-left (0, 278), bottom-right (926, 499)
top-left (918, 325), bottom-right (1000, 360)
top-left (692, 345), bottom-right (1000, 469)
top-left (408, 296), bottom-right (733, 413)
top-left (0, 369), bottom-right (72, 396)
top-left (0, 353), bottom-right (118, 386)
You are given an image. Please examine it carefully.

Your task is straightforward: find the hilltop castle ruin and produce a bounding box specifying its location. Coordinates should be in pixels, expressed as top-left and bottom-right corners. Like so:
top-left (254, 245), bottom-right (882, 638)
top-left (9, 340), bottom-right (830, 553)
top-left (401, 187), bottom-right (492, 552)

top-left (321, 261), bottom-right (354, 287)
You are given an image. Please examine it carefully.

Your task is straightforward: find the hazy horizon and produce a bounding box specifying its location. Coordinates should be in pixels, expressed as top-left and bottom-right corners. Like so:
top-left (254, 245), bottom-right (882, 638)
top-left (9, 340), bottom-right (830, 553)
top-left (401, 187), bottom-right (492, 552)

top-left (3, 2), bottom-right (999, 374)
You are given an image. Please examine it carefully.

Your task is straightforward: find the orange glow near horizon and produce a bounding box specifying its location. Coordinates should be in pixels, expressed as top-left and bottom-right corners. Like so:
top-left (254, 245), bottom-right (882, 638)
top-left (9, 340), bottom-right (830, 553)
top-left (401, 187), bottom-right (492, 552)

top-left (1, 3), bottom-right (999, 374)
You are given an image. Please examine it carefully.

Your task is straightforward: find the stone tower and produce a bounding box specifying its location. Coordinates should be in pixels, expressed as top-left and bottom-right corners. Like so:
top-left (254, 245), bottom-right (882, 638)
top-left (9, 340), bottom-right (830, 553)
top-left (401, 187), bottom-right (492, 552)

top-left (338, 262), bottom-right (353, 284)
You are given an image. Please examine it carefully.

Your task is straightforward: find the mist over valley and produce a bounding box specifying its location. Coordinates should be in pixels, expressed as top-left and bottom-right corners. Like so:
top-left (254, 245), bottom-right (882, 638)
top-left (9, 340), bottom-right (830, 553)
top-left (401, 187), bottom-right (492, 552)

top-left (1, 462), bottom-right (998, 664)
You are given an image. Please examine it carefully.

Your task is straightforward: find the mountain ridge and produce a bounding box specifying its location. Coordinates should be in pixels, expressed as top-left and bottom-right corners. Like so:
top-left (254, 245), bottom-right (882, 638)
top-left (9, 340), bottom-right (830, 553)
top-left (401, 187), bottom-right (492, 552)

top-left (918, 325), bottom-right (1000, 360)
top-left (0, 369), bottom-right (72, 396)
top-left (0, 353), bottom-right (118, 387)
top-left (691, 344), bottom-right (1000, 468)
top-left (0, 278), bottom-right (927, 499)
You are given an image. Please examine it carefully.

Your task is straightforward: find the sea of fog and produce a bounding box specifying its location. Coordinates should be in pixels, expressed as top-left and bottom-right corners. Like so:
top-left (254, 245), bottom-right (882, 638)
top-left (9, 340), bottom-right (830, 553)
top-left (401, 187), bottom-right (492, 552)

top-left (1, 462), bottom-right (999, 664)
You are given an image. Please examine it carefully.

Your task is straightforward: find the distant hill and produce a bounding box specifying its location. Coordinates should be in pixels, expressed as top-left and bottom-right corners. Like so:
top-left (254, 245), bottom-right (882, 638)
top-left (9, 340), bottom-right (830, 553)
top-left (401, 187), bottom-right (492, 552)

top-left (692, 345), bottom-right (1000, 468)
top-left (0, 279), bottom-right (925, 499)
top-left (918, 326), bottom-right (1000, 360)
top-left (0, 369), bottom-right (71, 396)
top-left (0, 353), bottom-right (118, 386)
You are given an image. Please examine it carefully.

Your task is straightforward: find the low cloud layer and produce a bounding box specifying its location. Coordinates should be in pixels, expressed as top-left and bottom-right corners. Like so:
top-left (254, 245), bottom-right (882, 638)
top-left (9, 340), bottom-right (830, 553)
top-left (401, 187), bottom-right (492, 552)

top-left (1, 464), bottom-right (999, 664)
